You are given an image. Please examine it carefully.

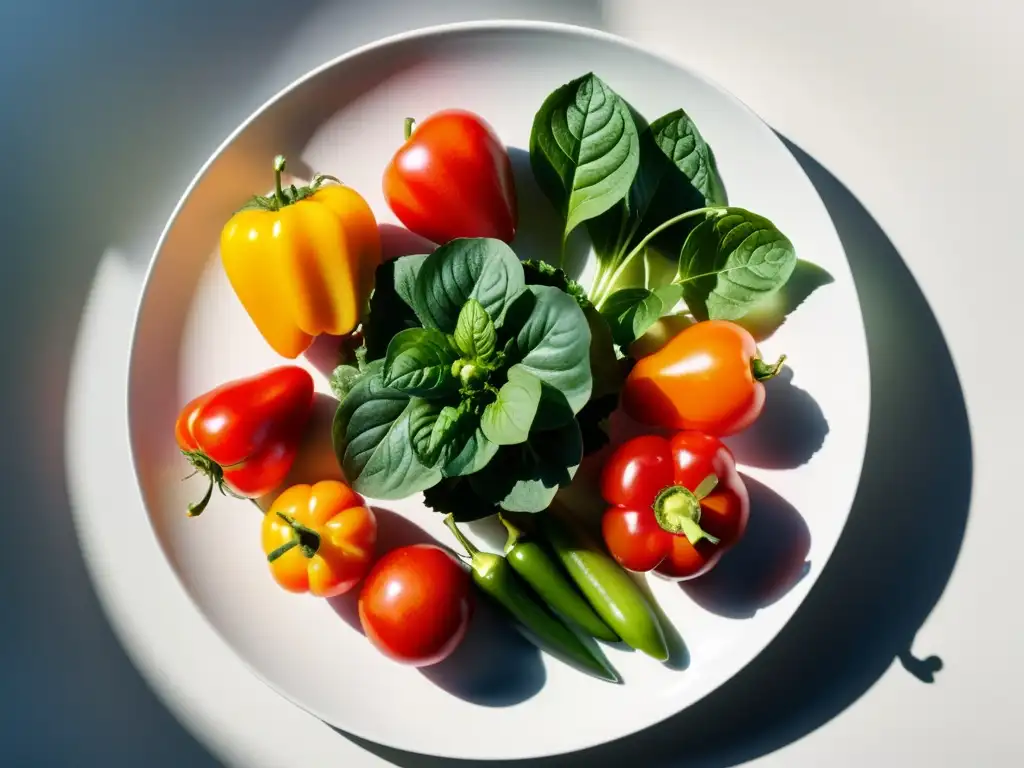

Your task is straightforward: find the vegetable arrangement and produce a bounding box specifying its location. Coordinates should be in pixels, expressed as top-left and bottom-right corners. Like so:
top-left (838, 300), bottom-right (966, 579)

top-left (173, 73), bottom-right (825, 685)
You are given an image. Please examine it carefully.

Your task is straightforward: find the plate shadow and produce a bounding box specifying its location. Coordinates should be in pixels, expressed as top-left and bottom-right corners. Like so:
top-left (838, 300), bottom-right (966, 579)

top-left (341, 138), bottom-right (973, 768)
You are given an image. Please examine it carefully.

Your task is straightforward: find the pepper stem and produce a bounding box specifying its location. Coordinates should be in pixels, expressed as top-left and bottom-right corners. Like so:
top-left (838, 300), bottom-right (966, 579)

top-left (652, 476), bottom-right (721, 546)
top-left (498, 513), bottom-right (523, 555)
top-left (444, 514), bottom-right (479, 558)
top-left (272, 155), bottom-right (287, 207)
top-left (269, 511), bottom-right (321, 560)
top-left (404, 117), bottom-right (415, 141)
top-left (752, 353), bottom-right (787, 382)
top-left (187, 474), bottom-right (215, 517)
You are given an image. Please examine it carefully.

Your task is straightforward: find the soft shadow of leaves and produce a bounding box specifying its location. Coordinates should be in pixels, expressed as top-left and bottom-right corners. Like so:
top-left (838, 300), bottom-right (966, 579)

top-left (738, 259), bottom-right (835, 342)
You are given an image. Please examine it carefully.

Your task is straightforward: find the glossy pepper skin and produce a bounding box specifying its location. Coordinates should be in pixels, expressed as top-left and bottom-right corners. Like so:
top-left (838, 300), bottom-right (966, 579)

top-left (262, 481), bottom-right (377, 598)
top-left (174, 365), bottom-right (314, 516)
top-left (499, 515), bottom-right (619, 643)
top-left (622, 319), bottom-right (785, 436)
top-left (220, 155), bottom-right (382, 359)
top-left (601, 432), bottom-right (750, 581)
top-left (444, 516), bottom-right (619, 683)
top-left (382, 110), bottom-right (517, 245)
top-left (539, 512), bottom-right (669, 662)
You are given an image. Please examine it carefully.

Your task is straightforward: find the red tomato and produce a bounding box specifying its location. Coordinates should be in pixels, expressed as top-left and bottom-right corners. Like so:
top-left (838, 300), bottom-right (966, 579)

top-left (601, 432), bottom-right (749, 580)
top-left (358, 544), bottom-right (473, 666)
top-left (382, 109), bottom-right (517, 244)
top-left (621, 320), bottom-right (785, 436)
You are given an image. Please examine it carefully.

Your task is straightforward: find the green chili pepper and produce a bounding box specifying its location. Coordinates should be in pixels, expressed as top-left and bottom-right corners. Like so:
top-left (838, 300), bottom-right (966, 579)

top-left (444, 515), bottom-right (620, 683)
top-left (539, 513), bottom-right (670, 662)
top-left (499, 514), bottom-right (619, 643)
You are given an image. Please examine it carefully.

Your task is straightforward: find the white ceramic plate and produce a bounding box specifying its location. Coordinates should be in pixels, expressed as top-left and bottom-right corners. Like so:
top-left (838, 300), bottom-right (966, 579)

top-left (127, 22), bottom-right (869, 761)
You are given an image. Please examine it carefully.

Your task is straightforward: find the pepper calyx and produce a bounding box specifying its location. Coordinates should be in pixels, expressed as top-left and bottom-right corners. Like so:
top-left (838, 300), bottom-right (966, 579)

top-left (652, 474), bottom-right (721, 546)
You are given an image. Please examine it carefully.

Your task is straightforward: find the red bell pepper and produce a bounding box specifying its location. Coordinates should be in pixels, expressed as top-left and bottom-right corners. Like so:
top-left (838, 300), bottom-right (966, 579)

top-left (600, 432), bottom-right (750, 581)
top-left (382, 109), bottom-right (517, 244)
top-left (174, 365), bottom-right (315, 516)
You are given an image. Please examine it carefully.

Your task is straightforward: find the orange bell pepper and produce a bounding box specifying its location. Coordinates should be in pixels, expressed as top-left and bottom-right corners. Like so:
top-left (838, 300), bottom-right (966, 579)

top-left (262, 480), bottom-right (378, 598)
top-left (220, 156), bottom-right (382, 359)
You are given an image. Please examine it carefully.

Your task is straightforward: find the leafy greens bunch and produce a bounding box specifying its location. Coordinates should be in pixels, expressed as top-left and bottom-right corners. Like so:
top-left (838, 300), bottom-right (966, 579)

top-left (529, 72), bottom-right (803, 349)
top-left (331, 238), bottom-right (598, 519)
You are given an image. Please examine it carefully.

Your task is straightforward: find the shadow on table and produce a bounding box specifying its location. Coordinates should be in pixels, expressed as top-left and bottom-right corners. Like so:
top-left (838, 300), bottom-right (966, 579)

top-left (339, 138), bottom-right (973, 767)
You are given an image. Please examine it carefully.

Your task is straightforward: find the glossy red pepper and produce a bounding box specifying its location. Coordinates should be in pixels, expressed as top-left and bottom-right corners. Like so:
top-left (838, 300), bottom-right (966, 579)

top-left (382, 109), bottom-right (517, 244)
top-left (174, 366), bottom-right (315, 516)
top-left (600, 432), bottom-right (749, 581)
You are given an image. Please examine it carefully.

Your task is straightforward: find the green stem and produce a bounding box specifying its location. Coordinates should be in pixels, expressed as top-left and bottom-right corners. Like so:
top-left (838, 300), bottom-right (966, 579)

top-left (273, 512), bottom-right (321, 559)
top-left (444, 514), bottom-right (480, 558)
top-left (752, 354), bottom-right (787, 381)
top-left (186, 474), bottom-right (214, 517)
top-left (404, 117), bottom-right (415, 141)
top-left (652, 476), bottom-right (721, 546)
top-left (594, 206), bottom-right (723, 310)
top-left (272, 155), bottom-right (287, 207)
top-left (498, 513), bottom-right (523, 555)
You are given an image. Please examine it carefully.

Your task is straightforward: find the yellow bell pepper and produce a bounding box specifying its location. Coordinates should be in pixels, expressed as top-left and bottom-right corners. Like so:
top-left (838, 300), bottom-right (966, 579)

top-left (220, 155), bottom-right (382, 359)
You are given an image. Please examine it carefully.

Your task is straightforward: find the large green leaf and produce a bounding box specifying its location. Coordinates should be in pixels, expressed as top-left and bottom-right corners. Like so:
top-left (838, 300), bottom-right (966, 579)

top-left (529, 73), bottom-right (640, 240)
top-left (442, 425), bottom-right (499, 478)
top-left (649, 109), bottom-right (725, 206)
top-left (480, 365), bottom-right (542, 446)
top-left (412, 238), bottom-right (525, 332)
top-left (332, 366), bottom-right (442, 498)
top-left (381, 328), bottom-right (458, 397)
top-left (500, 285), bottom-right (593, 414)
top-left (678, 208), bottom-right (797, 321)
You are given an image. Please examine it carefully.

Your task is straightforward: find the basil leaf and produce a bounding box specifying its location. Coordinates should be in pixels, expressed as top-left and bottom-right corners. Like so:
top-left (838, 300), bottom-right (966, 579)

top-left (332, 368), bottom-right (442, 498)
top-left (469, 419), bottom-right (583, 513)
top-left (453, 299), bottom-right (497, 362)
top-left (587, 107), bottom-right (727, 289)
top-left (600, 283), bottom-right (682, 347)
top-left (442, 425), bottom-right (499, 478)
top-left (480, 366), bottom-right (542, 446)
top-left (500, 285), bottom-right (593, 415)
top-left (329, 363), bottom-right (362, 401)
top-left (678, 208), bottom-right (797, 321)
top-left (529, 73), bottom-right (640, 240)
top-left (381, 328), bottom-right (459, 397)
top-left (364, 255), bottom-right (426, 360)
top-left (413, 238), bottom-right (525, 332)
top-left (394, 253), bottom-right (427, 307)
top-left (409, 401), bottom-right (473, 467)
top-left (649, 109), bottom-right (725, 206)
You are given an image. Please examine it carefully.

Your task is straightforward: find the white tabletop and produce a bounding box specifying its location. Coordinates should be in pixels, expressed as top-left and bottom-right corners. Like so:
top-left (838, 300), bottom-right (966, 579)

top-left (11, 0), bottom-right (1022, 766)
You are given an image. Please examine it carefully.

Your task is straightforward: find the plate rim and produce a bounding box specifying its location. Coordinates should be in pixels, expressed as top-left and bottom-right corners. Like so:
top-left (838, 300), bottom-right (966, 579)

top-left (125, 18), bottom-right (870, 761)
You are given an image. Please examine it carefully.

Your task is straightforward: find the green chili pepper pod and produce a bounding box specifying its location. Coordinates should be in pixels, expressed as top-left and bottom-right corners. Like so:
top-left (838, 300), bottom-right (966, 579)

top-left (499, 515), bottom-right (620, 643)
top-left (539, 513), bottom-right (670, 662)
top-left (444, 516), bottom-right (620, 683)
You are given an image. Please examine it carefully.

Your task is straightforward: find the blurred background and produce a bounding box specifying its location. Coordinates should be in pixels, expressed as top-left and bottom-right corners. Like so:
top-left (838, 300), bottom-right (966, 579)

top-left (2, 0), bottom-right (1021, 765)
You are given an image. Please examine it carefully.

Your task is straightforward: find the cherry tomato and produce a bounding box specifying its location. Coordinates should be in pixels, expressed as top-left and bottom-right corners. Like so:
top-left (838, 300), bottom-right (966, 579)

top-left (382, 109), bottom-right (517, 244)
top-left (621, 320), bottom-right (785, 436)
top-left (601, 432), bottom-right (749, 580)
top-left (358, 544), bottom-right (473, 666)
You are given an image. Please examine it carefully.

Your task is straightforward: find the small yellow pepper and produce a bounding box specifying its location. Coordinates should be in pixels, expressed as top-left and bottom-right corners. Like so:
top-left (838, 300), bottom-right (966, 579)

top-left (220, 155), bottom-right (382, 358)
